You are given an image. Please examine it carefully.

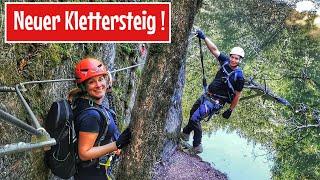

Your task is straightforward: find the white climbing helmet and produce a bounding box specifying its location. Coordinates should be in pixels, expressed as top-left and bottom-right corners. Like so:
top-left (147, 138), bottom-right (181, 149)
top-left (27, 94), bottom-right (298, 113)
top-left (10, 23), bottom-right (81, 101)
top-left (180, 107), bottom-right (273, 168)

top-left (230, 47), bottom-right (245, 58)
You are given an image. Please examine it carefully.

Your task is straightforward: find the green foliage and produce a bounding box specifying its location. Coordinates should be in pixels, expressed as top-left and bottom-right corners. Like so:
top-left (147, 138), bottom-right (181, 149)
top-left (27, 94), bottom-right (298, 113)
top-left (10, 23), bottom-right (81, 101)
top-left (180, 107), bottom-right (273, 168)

top-left (184, 0), bottom-right (320, 179)
top-left (118, 44), bottom-right (135, 57)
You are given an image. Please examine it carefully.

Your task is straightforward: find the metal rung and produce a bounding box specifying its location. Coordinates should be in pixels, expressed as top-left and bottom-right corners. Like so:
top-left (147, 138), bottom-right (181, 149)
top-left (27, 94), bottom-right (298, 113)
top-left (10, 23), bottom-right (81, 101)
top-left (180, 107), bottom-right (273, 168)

top-left (0, 109), bottom-right (41, 136)
top-left (0, 86), bottom-right (15, 92)
top-left (0, 138), bottom-right (56, 156)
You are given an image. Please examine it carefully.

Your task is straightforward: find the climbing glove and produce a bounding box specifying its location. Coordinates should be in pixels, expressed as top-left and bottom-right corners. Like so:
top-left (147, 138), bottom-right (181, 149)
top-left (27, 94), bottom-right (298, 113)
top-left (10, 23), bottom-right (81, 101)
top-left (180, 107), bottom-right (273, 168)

top-left (116, 127), bottom-right (132, 149)
top-left (196, 29), bottom-right (206, 40)
top-left (222, 108), bottom-right (233, 119)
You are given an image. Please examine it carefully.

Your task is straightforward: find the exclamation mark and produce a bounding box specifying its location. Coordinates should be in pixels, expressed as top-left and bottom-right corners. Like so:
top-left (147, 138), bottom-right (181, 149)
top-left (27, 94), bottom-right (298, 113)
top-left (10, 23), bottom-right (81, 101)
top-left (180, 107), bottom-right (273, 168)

top-left (161, 11), bottom-right (165, 30)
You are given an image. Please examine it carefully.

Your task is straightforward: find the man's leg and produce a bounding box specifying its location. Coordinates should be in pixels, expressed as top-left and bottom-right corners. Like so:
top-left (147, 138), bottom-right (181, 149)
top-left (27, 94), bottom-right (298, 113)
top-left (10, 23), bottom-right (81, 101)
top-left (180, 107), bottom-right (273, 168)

top-left (182, 96), bottom-right (204, 153)
top-left (191, 120), bottom-right (202, 147)
top-left (187, 98), bottom-right (223, 152)
top-left (182, 97), bottom-right (202, 135)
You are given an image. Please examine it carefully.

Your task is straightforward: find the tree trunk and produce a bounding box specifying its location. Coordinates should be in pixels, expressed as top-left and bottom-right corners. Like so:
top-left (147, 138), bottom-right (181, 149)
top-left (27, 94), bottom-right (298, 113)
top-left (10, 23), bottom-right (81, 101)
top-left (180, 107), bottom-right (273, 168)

top-left (117, 0), bottom-right (202, 179)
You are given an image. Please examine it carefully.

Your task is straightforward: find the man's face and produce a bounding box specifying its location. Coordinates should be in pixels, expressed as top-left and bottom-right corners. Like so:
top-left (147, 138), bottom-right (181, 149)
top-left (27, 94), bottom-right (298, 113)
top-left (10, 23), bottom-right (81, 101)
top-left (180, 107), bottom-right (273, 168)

top-left (229, 54), bottom-right (241, 68)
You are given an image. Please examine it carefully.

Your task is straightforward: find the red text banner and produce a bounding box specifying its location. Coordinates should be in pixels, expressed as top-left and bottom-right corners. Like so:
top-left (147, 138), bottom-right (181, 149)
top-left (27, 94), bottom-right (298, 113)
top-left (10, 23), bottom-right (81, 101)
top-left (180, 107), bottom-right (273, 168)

top-left (5, 2), bottom-right (171, 43)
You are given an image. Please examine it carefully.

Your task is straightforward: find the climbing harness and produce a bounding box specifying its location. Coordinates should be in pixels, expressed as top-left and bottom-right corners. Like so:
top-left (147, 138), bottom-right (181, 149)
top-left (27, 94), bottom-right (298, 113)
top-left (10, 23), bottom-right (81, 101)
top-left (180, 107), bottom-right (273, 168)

top-left (201, 93), bottom-right (223, 122)
top-left (0, 63), bottom-right (144, 156)
top-left (98, 153), bottom-right (118, 180)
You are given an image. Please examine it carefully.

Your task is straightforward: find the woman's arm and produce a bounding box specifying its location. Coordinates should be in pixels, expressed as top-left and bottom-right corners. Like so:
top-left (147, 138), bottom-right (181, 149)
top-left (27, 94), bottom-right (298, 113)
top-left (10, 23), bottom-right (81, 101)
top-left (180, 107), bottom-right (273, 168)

top-left (78, 131), bottom-right (117, 161)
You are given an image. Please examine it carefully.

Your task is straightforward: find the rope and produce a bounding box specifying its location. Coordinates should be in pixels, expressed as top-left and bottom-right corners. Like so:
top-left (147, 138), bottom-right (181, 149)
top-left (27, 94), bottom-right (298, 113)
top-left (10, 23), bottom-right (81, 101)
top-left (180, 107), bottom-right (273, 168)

top-left (110, 63), bottom-right (144, 73)
top-left (198, 37), bottom-right (207, 92)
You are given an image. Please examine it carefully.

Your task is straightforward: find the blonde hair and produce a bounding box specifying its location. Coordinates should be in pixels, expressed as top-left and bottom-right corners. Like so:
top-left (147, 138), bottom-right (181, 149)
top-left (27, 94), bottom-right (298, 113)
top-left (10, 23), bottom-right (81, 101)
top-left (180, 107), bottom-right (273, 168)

top-left (67, 88), bottom-right (83, 103)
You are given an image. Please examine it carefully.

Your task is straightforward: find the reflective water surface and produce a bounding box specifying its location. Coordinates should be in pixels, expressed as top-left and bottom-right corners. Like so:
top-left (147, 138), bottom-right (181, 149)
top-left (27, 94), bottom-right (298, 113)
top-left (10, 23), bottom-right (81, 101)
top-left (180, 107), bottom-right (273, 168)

top-left (199, 129), bottom-right (273, 180)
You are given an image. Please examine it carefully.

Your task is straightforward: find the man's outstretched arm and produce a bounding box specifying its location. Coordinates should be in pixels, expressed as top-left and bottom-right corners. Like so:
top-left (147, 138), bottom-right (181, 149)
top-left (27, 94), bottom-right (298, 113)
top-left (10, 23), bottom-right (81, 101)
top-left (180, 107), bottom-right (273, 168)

top-left (204, 38), bottom-right (221, 59)
top-left (196, 29), bottom-right (221, 59)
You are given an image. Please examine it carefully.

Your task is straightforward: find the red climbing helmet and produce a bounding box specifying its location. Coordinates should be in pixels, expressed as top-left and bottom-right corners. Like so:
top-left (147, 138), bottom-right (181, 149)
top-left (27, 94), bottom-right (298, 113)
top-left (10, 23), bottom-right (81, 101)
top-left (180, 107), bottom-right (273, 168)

top-left (75, 58), bottom-right (108, 84)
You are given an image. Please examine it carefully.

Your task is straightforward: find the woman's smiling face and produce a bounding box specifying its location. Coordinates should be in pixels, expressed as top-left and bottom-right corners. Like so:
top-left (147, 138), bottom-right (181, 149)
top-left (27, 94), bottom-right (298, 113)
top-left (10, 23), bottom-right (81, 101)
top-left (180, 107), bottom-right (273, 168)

top-left (85, 74), bottom-right (107, 101)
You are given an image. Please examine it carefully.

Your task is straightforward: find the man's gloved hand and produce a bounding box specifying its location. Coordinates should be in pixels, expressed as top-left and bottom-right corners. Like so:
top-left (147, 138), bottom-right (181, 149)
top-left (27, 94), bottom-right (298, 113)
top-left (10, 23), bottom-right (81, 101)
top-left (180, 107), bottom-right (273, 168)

top-left (115, 127), bottom-right (131, 149)
top-left (196, 29), bottom-right (206, 40)
top-left (222, 108), bottom-right (233, 119)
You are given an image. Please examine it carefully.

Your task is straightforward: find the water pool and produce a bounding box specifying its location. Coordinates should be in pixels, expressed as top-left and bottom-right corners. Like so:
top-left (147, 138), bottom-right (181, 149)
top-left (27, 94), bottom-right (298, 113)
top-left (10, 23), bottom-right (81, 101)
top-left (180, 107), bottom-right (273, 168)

top-left (198, 129), bottom-right (273, 180)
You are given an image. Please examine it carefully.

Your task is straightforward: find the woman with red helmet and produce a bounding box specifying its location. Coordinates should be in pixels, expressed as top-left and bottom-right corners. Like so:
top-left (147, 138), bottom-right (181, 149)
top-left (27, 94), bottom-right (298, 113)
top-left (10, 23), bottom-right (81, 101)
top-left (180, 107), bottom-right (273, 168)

top-left (70, 58), bottom-right (131, 180)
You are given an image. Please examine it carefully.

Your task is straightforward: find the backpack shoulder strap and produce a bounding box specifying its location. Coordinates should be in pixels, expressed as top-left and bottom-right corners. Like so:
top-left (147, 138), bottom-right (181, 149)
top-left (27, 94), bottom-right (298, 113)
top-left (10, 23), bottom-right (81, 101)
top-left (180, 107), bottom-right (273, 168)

top-left (222, 61), bottom-right (229, 67)
top-left (223, 66), bottom-right (242, 93)
top-left (63, 99), bottom-right (77, 143)
top-left (78, 107), bottom-right (110, 146)
top-left (233, 68), bottom-right (243, 81)
top-left (220, 61), bottom-right (229, 73)
top-left (72, 98), bottom-right (111, 145)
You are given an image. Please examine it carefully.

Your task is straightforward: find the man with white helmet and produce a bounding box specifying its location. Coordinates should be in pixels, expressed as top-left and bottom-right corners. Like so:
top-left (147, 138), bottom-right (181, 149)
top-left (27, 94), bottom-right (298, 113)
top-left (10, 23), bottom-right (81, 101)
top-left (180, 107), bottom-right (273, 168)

top-left (181, 29), bottom-right (245, 154)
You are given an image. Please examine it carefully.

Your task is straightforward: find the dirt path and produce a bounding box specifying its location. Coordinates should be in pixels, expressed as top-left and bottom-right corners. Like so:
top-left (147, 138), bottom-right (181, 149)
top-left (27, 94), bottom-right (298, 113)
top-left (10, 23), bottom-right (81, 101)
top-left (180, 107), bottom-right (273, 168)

top-left (153, 150), bottom-right (228, 180)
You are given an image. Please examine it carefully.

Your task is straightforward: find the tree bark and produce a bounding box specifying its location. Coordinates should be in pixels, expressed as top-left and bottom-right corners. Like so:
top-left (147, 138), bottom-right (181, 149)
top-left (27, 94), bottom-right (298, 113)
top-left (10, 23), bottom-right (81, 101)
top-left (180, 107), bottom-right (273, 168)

top-left (117, 0), bottom-right (202, 179)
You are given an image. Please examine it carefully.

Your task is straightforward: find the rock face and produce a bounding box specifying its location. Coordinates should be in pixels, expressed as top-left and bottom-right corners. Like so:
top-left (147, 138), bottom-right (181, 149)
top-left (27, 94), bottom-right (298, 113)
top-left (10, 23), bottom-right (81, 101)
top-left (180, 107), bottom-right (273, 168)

top-left (161, 63), bottom-right (186, 161)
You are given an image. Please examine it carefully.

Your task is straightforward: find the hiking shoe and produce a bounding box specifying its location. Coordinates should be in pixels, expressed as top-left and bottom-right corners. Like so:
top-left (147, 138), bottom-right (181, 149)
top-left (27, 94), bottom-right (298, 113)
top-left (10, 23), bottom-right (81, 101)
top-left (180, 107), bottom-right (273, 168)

top-left (180, 132), bottom-right (190, 141)
top-left (192, 144), bottom-right (203, 154)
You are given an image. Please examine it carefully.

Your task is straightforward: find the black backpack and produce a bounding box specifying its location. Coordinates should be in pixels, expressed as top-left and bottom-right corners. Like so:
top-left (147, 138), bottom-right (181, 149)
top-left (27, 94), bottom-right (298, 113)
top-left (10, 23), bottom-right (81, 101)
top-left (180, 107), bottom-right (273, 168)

top-left (44, 99), bottom-right (109, 179)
